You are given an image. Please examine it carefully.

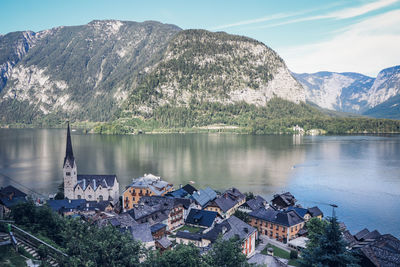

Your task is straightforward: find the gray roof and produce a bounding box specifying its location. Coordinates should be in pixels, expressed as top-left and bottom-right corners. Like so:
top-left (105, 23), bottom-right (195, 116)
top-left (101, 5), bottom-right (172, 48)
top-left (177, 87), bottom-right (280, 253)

top-left (354, 228), bottom-right (370, 241)
top-left (176, 231), bottom-right (203, 241)
top-left (244, 196), bottom-right (267, 211)
top-left (130, 223), bottom-right (154, 243)
top-left (76, 174), bottom-right (117, 191)
top-left (249, 207), bottom-right (304, 227)
top-left (359, 234), bottom-right (400, 267)
top-left (211, 187), bottom-right (245, 213)
top-left (191, 187), bottom-right (217, 207)
top-left (272, 192), bottom-right (296, 206)
top-left (157, 236), bottom-right (172, 249)
top-left (203, 216), bottom-right (256, 243)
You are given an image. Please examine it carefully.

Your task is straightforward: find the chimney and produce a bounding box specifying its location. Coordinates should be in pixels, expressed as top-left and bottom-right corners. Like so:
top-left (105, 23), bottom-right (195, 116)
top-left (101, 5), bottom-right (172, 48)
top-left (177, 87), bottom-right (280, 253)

top-left (180, 184), bottom-right (182, 189)
top-left (68, 199), bottom-right (71, 203)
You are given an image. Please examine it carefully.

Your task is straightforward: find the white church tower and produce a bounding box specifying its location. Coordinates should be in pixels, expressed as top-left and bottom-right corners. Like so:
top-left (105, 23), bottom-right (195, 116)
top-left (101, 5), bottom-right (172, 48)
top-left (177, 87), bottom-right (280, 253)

top-left (63, 122), bottom-right (77, 199)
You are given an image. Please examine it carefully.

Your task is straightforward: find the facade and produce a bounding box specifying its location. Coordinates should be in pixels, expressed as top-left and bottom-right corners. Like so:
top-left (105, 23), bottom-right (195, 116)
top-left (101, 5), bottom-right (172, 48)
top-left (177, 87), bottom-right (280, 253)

top-left (249, 208), bottom-right (305, 243)
top-left (123, 174), bottom-right (173, 210)
top-left (63, 123), bottom-right (119, 203)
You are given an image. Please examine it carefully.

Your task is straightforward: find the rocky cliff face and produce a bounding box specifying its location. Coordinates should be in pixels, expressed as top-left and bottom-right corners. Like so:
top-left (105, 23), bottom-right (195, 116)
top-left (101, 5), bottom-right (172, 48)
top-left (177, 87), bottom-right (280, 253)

top-left (126, 30), bottom-right (305, 114)
top-left (293, 65), bottom-right (400, 118)
top-left (0, 21), bottom-right (305, 124)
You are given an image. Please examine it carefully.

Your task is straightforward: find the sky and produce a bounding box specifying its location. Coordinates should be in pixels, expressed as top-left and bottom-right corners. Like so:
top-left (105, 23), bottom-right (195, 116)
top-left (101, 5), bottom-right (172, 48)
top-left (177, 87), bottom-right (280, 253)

top-left (1, 0), bottom-right (399, 76)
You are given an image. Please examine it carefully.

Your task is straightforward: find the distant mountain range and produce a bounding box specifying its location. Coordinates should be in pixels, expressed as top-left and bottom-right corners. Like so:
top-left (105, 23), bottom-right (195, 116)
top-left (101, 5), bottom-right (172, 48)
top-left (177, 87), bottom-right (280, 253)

top-left (293, 65), bottom-right (400, 119)
top-left (0, 19), bottom-right (398, 132)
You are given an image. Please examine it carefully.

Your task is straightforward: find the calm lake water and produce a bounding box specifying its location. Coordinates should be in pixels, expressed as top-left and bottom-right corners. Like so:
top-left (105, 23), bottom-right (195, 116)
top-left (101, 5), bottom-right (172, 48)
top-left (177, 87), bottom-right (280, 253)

top-left (0, 129), bottom-right (399, 237)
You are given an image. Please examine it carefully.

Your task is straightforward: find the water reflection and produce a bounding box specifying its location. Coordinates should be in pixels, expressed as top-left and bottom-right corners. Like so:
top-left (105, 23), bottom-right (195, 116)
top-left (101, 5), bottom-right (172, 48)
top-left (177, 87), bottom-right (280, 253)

top-left (0, 129), bottom-right (399, 237)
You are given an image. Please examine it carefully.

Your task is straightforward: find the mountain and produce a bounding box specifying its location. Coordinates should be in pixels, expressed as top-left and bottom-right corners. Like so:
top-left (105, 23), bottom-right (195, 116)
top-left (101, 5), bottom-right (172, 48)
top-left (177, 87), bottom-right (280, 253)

top-left (125, 29), bottom-right (305, 115)
top-left (293, 65), bottom-right (400, 118)
top-left (0, 20), bottom-right (304, 125)
top-left (0, 20), bottom-right (181, 123)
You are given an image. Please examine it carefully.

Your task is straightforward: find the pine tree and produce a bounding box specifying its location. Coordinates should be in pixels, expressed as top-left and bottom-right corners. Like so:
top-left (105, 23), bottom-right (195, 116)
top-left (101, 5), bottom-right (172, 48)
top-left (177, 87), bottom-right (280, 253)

top-left (300, 216), bottom-right (359, 267)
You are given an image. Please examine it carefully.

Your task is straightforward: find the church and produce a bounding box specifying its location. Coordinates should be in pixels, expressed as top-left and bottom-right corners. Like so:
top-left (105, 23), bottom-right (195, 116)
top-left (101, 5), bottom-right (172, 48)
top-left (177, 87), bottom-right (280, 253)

top-left (63, 123), bottom-right (119, 203)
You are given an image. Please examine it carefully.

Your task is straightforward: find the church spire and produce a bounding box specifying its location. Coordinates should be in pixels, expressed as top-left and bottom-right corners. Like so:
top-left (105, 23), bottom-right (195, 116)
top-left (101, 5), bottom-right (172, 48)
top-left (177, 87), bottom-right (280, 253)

top-left (64, 122), bottom-right (74, 167)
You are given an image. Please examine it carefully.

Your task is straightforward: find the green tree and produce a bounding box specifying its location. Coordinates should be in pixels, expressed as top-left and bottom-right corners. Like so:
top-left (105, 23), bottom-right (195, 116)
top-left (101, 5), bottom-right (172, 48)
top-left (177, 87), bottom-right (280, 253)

top-left (305, 217), bottom-right (328, 249)
top-left (300, 217), bottom-right (359, 267)
top-left (233, 210), bottom-right (250, 223)
top-left (144, 243), bottom-right (207, 267)
top-left (205, 237), bottom-right (249, 267)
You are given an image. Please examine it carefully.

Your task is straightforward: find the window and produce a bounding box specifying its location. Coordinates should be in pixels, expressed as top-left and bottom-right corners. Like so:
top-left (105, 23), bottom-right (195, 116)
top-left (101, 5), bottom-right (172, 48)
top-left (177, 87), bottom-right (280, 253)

top-left (88, 195), bottom-right (92, 199)
top-left (98, 195), bottom-right (103, 201)
top-left (66, 172), bottom-right (71, 176)
top-left (77, 195), bottom-right (81, 199)
top-left (276, 225), bottom-right (279, 230)
top-left (282, 227), bottom-right (286, 232)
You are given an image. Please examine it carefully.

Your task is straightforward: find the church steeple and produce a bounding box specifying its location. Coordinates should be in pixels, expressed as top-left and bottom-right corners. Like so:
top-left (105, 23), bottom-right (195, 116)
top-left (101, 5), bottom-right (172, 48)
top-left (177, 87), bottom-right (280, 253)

top-left (63, 122), bottom-right (75, 168)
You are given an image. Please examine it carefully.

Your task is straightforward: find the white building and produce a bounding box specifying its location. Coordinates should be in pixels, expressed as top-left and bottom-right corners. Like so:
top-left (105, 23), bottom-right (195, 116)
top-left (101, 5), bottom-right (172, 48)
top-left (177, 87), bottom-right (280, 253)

top-left (63, 123), bottom-right (119, 203)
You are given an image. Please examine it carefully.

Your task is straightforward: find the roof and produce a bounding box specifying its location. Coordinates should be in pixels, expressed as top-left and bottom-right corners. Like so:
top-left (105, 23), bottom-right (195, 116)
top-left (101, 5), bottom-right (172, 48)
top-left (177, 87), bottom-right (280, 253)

top-left (86, 201), bottom-right (113, 211)
top-left (203, 216), bottom-right (257, 243)
top-left (354, 228), bottom-right (370, 241)
top-left (244, 196), bottom-right (267, 211)
top-left (47, 199), bottom-right (87, 212)
top-left (191, 187), bottom-right (217, 207)
top-left (182, 184), bottom-right (197, 195)
top-left (224, 188), bottom-right (246, 202)
top-left (249, 208), bottom-right (304, 227)
top-left (176, 231), bottom-right (203, 241)
top-left (343, 230), bottom-right (358, 247)
top-left (76, 175), bottom-right (117, 191)
top-left (63, 122), bottom-right (75, 168)
top-left (286, 206), bottom-right (309, 218)
top-left (130, 223), bottom-right (154, 243)
top-left (186, 209), bottom-right (218, 228)
top-left (157, 236), bottom-right (172, 249)
top-left (126, 174), bottom-right (173, 195)
top-left (359, 234), bottom-right (400, 267)
top-left (307, 206), bottom-right (323, 217)
top-left (362, 230), bottom-right (381, 241)
top-left (173, 198), bottom-right (194, 209)
top-left (0, 186), bottom-right (27, 198)
top-left (150, 223), bottom-right (167, 233)
top-left (213, 195), bottom-right (237, 213)
top-left (168, 188), bottom-right (189, 198)
top-left (288, 236), bottom-right (309, 249)
top-left (272, 192), bottom-right (296, 207)
top-left (0, 196), bottom-right (27, 208)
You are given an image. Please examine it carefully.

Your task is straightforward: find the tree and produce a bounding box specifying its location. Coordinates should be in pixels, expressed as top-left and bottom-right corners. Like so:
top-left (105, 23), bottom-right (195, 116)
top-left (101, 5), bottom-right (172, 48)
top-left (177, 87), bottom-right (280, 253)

top-left (144, 243), bottom-right (207, 267)
top-left (233, 210), bottom-right (250, 223)
top-left (305, 217), bottom-right (328, 249)
top-left (205, 237), bottom-right (249, 267)
top-left (37, 244), bottom-right (49, 260)
top-left (300, 217), bottom-right (359, 267)
top-left (54, 182), bottom-right (64, 200)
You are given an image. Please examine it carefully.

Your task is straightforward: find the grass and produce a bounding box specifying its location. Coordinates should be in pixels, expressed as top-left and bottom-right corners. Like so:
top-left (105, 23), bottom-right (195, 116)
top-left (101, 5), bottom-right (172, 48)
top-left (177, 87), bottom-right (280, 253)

top-left (261, 244), bottom-right (299, 266)
top-left (0, 245), bottom-right (28, 267)
top-left (176, 225), bottom-right (203, 233)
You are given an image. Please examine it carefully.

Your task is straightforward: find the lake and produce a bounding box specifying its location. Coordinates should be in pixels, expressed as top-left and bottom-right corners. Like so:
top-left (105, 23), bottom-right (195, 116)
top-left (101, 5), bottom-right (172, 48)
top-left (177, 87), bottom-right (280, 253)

top-left (0, 129), bottom-right (399, 237)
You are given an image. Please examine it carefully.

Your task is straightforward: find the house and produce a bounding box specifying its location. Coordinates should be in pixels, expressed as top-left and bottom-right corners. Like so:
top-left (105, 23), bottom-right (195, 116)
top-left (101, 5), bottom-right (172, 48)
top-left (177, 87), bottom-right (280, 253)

top-left (122, 174), bottom-right (173, 210)
top-left (185, 209), bottom-right (219, 231)
top-left (0, 185), bottom-right (28, 217)
top-left (205, 187), bottom-right (246, 218)
top-left (126, 196), bottom-right (184, 232)
top-left (353, 234), bottom-right (400, 267)
top-left (249, 207), bottom-right (305, 243)
top-left (271, 192), bottom-right (296, 209)
top-left (47, 199), bottom-right (115, 216)
top-left (203, 216), bottom-right (258, 258)
top-left (155, 236), bottom-right (172, 253)
top-left (286, 206), bottom-right (323, 221)
top-left (191, 187), bottom-right (217, 208)
top-left (130, 223), bottom-right (155, 249)
top-left (167, 184), bottom-right (197, 199)
top-left (173, 197), bottom-right (196, 220)
top-left (176, 231), bottom-right (206, 247)
top-left (63, 123), bottom-right (120, 203)
top-left (150, 223), bottom-right (167, 240)
top-left (239, 195), bottom-right (268, 213)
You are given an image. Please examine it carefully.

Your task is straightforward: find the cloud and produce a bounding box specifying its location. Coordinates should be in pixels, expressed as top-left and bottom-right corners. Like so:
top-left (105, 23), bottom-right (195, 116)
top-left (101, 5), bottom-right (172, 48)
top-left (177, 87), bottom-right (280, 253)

top-left (209, 13), bottom-right (296, 30)
top-left (280, 9), bottom-right (400, 76)
top-left (215, 0), bottom-right (399, 32)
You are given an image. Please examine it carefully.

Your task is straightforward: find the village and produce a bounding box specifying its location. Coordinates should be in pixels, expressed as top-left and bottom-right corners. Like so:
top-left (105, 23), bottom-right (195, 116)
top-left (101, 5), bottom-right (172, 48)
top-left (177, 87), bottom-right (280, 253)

top-left (1, 124), bottom-right (400, 267)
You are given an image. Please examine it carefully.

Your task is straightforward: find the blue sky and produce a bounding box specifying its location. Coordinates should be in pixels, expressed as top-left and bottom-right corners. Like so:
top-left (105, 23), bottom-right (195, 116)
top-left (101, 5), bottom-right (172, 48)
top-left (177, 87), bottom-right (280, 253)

top-left (1, 0), bottom-right (399, 76)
